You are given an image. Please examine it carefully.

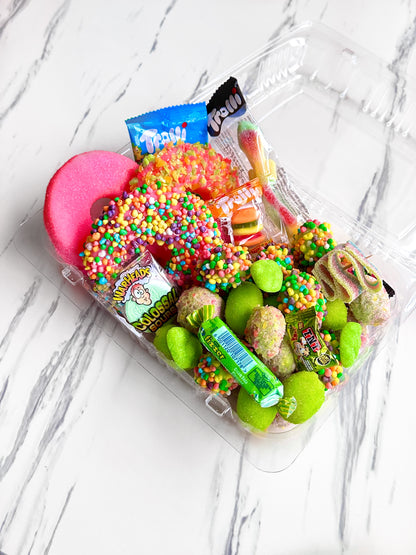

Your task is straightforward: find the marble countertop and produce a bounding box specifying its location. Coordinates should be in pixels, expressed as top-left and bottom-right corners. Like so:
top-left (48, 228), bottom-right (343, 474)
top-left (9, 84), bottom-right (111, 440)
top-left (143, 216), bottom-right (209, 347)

top-left (1, 1), bottom-right (416, 554)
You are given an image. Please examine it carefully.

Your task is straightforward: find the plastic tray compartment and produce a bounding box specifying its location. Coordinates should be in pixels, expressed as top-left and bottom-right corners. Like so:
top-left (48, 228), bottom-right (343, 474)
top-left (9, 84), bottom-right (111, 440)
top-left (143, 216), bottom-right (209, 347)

top-left (16, 22), bottom-right (416, 472)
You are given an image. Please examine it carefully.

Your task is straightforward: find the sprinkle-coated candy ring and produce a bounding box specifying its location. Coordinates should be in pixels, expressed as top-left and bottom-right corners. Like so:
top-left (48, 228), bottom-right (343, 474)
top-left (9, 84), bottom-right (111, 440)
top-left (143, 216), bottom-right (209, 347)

top-left (81, 182), bottom-right (222, 288)
top-left (81, 142), bottom-right (247, 291)
top-left (131, 141), bottom-right (239, 201)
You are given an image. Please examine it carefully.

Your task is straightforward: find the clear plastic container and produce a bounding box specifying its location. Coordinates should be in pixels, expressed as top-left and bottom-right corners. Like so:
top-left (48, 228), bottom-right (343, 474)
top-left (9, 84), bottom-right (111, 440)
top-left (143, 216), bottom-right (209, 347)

top-left (15, 21), bottom-right (416, 472)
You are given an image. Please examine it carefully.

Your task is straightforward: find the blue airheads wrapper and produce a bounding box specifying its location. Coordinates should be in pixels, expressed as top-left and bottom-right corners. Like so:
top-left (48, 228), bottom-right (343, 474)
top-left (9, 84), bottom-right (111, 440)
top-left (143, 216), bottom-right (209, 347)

top-left (125, 102), bottom-right (208, 162)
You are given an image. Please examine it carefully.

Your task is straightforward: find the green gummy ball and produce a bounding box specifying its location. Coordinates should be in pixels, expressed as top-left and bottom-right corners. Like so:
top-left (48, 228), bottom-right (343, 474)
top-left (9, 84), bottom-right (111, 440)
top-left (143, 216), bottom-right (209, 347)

top-left (324, 299), bottom-right (347, 331)
top-left (166, 326), bottom-right (202, 370)
top-left (236, 387), bottom-right (278, 431)
top-left (225, 281), bottom-right (263, 336)
top-left (153, 322), bottom-right (175, 360)
top-left (250, 259), bottom-right (283, 293)
top-left (340, 322), bottom-right (362, 368)
top-left (281, 371), bottom-right (325, 424)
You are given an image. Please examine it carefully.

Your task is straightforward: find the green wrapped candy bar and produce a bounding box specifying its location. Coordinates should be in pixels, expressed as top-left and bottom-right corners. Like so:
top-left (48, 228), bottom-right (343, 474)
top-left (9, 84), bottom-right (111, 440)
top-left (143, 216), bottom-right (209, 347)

top-left (198, 317), bottom-right (283, 407)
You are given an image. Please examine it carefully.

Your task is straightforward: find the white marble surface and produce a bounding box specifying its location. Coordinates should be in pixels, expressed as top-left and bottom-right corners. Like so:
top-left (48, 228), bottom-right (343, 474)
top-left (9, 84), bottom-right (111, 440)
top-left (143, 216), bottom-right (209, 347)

top-left (1, 1), bottom-right (416, 554)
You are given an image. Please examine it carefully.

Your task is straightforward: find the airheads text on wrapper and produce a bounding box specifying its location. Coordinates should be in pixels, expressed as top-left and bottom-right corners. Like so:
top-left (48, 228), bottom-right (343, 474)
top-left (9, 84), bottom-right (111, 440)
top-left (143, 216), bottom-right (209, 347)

top-left (111, 251), bottom-right (179, 333)
top-left (125, 102), bottom-right (208, 161)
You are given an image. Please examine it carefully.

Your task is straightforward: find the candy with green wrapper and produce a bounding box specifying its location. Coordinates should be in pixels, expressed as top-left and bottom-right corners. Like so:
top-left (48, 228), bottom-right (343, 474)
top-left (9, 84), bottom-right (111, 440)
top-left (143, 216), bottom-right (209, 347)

top-left (286, 306), bottom-right (338, 372)
top-left (276, 396), bottom-right (297, 420)
top-left (197, 314), bottom-right (284, 408)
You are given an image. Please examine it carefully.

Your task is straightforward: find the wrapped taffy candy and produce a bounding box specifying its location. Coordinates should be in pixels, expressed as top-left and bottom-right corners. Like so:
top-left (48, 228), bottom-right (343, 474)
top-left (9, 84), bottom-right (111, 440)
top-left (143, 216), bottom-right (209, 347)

top-left (188, 306), bottom-right (284, 407)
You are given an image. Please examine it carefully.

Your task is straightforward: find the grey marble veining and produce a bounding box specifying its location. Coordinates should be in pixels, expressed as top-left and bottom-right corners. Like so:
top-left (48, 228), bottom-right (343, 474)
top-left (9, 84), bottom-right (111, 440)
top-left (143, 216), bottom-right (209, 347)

top-left (357, 142), bottom-right (391, 231)
top-left (225, 445), bottom-right (255, 555)
top-left (0, 299), bottom-right (104, 544)
top-left (0, 1), bottom-right (70, 126)
top-left (357, 16), bottom-right (416, 233)
top-left (0, 0), bottom-right (30, 39)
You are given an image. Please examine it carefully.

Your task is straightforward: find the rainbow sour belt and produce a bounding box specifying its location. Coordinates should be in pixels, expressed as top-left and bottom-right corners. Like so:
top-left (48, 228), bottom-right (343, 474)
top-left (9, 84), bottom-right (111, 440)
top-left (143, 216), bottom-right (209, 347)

top-left (312, 242), bottom-right (382, 303)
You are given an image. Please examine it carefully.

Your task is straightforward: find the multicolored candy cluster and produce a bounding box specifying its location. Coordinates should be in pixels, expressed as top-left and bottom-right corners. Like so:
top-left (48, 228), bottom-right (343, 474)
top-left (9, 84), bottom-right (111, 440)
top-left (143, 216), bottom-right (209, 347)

top-left (44, 89), bottom-right (395, 438)
top-left (80, 142), bottom-right (251, 292)
top-left (292, 219), bottom-right (336, 271)
top-left (132, 141), bottom-right (239, 201)
top-left (81, 185), bottom-right (221, 287)
top-left (194, 353), bottom-right (238, 395)
top-left (320, 329), bottom-right (340, 358)
top-left (317, 364), bottom-right (344, 390)
top-left (275, 269), bottom-right (327, 325)
top-left (195, 244), bottom-right (252, 292)
top-left (256, 243), bottom-right (294, 277)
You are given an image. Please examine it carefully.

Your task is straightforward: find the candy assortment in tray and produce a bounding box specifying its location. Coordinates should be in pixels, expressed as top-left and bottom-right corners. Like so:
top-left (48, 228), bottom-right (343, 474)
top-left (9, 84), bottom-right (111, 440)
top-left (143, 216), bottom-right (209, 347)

top-left (15, 22), bottom-right (416, 471)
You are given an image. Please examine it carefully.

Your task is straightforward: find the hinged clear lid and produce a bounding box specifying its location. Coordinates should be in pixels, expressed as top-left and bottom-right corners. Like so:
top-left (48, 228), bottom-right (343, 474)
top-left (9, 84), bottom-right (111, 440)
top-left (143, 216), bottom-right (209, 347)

top-left (192, 21), bottom-right (416, 267)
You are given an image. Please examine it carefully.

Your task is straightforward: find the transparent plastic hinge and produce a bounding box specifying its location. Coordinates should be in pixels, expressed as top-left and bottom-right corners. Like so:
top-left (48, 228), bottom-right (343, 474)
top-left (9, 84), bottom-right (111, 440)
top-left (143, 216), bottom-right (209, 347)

top-left (205, 394), bottom-right (231, 417)
top-left (61, 265), bottom-right (84, 286)
top-left (342, 48), bottom-right (358, 65)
